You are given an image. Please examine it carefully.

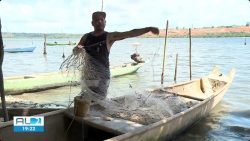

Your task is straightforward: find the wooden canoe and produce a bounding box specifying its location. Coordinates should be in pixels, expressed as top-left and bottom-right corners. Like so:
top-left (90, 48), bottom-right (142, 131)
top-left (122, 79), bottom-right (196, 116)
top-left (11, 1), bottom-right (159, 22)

top-left (0, 66), bottom-right (235, 141)
top-left (4, 47), bottom-right (36, 53)
top-left (4, 63), bottom-right (143, 95)
top-left (46, 42), bottom-right (76, 46)
top-left (106, 67), bottom-right (236, 141)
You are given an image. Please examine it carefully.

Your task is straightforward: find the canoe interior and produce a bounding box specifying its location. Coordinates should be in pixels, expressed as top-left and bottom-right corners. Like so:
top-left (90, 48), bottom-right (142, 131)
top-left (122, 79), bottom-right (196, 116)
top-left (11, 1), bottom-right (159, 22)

top-left (157, 77), bottom-right (227, 100)
top-left (0, 95), bottom-right (202, 141)
top-left (0, 96), bottom-right (199, 141)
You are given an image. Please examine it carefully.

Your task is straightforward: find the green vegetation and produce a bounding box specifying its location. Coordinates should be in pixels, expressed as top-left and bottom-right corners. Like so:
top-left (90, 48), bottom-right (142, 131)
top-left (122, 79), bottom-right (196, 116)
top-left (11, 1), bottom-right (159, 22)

top-left (142, 32), bottom-right (250, 38)
top-left (199, 32), bottom-right (250, 38)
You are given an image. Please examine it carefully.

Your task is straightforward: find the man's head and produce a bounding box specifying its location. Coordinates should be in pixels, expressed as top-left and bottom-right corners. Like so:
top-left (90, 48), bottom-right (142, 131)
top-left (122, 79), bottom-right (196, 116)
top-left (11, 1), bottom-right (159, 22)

top-left (92, 11), bottom-right (106, 32)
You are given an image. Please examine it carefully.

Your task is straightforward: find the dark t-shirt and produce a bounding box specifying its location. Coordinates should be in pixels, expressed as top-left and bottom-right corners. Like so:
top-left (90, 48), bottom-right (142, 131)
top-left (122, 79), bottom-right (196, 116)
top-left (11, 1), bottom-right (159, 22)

top-left (84, 32), bottom-right (110, 68)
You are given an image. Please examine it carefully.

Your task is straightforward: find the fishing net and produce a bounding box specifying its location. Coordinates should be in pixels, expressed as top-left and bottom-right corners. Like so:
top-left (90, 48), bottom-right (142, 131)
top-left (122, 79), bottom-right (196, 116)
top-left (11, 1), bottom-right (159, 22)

top-left (60, 45), bottom-right (198, 125)
top-left (60, 46), bottom-right (110, 101)
top-left (91, 91), bottom-right (199, 125)
top-left (60, 51), bottom-right (86, 71)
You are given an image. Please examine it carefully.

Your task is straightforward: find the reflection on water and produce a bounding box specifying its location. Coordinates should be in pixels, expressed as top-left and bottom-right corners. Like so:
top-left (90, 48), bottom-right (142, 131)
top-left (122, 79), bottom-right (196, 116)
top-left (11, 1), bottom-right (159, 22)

top-left (3, 37), bottom-right (250, 140)
top-left (175, 102), bottom-right (231, 141)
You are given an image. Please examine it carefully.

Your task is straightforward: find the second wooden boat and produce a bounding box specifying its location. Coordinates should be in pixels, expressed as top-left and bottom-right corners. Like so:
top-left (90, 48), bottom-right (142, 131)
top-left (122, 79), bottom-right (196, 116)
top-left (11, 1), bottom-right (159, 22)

top-left (46, 42), bottom-right (76, 46)
top-left (4, 63), bottom-right (143, 95)
top-left (4, 47), bottom-right (36, 53)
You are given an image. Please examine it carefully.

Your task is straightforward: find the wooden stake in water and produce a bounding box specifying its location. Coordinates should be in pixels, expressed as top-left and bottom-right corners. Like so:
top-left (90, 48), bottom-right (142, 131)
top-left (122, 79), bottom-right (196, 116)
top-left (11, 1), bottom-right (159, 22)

top-left (0, 18), bottom-right (9, 121)
top-left (244, 37), bottom-right (247, 45)
top-left (43, 34), bottom-right (47, 55)
top-left (62, 48), bottom-right (65, 58)
top-left (174, 53), bottom-right (178, 83)
top-left (161, 20), bottom-right (169, 85)
top-left (189, 28), bottom-right (192, 80)
top-left (101, 0), bottom-right (104, 11)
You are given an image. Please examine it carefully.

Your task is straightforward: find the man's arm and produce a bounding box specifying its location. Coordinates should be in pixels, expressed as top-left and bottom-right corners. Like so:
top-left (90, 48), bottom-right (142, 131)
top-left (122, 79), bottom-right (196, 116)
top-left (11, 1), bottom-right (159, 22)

top-left (78, 34), bottom-right (87, 46)
top-left (73, 34), bottom-right (87, 55)
top-left (109, 27), bottom-right (159, 42)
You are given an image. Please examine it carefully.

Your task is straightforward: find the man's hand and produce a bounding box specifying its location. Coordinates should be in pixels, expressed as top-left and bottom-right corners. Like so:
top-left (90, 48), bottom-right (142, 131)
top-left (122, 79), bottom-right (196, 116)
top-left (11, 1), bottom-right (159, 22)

top-left (73, 45), bottom-right (84, 55)
top-left (149, 27), bottom-right (160, 35)
top-left (77, 45), bottom-right (84, 49)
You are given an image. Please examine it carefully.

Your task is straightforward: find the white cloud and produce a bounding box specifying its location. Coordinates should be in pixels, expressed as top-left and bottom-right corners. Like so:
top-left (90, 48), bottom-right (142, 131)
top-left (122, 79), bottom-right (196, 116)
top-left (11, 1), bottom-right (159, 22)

top-left (0, 0), bottom-right (250, 33)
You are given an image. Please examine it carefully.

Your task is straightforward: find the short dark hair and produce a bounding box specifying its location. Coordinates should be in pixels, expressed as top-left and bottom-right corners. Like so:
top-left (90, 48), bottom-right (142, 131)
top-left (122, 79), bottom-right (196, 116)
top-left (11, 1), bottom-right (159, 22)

top-left (92, 11), bottom-right (106, 20)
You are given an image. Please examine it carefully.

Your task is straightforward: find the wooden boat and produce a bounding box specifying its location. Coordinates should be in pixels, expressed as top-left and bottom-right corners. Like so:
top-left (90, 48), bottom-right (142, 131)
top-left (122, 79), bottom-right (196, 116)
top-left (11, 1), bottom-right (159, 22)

top-left (0, 66), bottom-right (235, 141)
top-left (46, 42), bottom-right (76, 46)
top-left (110, 63), bottom-right (143, 77)
top-left (4, 63), bottom-right (143, 95)
top-left (4, 47), bottom-right (36, 53)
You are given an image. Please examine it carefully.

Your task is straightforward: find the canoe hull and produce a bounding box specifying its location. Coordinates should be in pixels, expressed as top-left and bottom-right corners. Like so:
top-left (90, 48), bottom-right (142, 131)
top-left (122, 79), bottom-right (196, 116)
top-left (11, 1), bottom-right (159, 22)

top-left (4, 47), bottom-right (36, 53)
top-left (106, 68), bottom-right (235, 141)
top-left (4, 63), bottom-right (143, 95)
top-left (46, 43), bottom-right (76, 46)
top-left (110, 63), bottom-right (143, 77)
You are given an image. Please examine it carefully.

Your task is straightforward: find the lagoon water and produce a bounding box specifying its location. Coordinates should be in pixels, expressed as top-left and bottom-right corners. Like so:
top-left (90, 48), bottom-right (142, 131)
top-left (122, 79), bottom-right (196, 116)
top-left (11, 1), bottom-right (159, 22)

top-left (2, 37), bottom-right (250, 140)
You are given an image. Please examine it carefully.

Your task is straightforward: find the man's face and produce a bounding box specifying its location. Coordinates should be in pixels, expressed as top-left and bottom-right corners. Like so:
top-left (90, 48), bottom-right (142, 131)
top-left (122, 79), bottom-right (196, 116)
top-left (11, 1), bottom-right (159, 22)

top-left (92, 15), bottom-right (106, 31)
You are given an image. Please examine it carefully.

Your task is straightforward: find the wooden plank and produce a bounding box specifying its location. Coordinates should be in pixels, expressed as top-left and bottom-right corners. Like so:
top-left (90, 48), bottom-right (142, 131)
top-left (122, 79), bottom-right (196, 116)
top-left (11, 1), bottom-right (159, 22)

top-left (65, 110), bottom-right (144, 135)
top-left (0, 108), bottom-right (60, 117)
top-left (84, 116), bottom-right (144, 134)
top-left (0, 18), bottom-right (9, 121)
top-left (160, 90), bottom-right (205, 101)
top-left (189, 28), bottom-right (192, 80)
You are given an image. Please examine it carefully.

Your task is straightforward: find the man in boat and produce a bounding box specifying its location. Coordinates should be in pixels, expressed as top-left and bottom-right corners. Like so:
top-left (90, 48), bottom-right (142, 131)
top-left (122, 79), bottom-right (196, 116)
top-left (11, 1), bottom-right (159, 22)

top-left (73, 11), bottom-right (159, 101)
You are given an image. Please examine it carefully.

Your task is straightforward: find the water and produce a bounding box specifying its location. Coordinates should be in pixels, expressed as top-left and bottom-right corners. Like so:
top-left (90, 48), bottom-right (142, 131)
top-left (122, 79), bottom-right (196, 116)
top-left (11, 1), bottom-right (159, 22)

top-left (2, 37), bottom-right (250, 140)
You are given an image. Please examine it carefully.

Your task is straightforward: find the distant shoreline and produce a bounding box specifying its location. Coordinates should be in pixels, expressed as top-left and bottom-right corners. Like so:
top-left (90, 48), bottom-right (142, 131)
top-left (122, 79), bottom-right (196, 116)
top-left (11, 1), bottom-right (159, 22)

top-left (2, 25), bottom-right (250, 38)
top-left (144, 25), bottom-right (250, 38)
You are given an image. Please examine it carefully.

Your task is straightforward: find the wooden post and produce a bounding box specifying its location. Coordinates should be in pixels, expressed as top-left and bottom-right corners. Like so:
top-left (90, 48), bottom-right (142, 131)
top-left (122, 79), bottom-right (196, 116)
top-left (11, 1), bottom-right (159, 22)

top-left (74, 96), bottom-right (90, 117)
top-left (62, 46), bottom-right (65, 58)
top-left (244, 37), bottom-right (247, 45)
top-left (0, 18), bottom-right (9, 121)
top-left (161, 20), bottom-right (169, 85)
top-left (174, 53), bottom-right (178, 83)
top-left (43, 34), bottom-right (47, 55)
top-left (189, 28), bottom-right (192, 80)
top-left (101, 0), bottom-right (104, 11)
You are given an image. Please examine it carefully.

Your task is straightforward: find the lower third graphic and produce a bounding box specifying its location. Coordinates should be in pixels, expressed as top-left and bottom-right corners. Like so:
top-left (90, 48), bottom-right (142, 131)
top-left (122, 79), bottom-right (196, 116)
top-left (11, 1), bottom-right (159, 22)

top-left (13, 116), bottom-right (44, 132)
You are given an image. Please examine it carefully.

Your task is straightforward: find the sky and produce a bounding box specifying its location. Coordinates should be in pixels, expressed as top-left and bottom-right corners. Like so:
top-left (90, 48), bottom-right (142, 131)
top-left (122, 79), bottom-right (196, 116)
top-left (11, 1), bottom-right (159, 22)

top-left (0, 0), bottom-right (250, 33)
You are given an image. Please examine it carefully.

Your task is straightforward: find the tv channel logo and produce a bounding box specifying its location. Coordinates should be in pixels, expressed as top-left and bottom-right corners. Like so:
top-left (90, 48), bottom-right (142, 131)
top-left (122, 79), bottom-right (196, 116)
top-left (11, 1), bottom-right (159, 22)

top-left (13, 116), bottom-right (44, 132)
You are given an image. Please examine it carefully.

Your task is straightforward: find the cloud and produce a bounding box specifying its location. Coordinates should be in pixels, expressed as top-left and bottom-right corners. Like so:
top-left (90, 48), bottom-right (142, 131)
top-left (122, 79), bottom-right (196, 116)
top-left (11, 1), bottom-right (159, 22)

top-left (0, 0), bottom-right (249, 33)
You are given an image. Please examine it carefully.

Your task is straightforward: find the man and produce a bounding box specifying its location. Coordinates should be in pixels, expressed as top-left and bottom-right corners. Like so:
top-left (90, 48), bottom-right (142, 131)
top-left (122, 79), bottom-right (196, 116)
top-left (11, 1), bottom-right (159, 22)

top-left (73, 11), bottom-right (159, 101)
